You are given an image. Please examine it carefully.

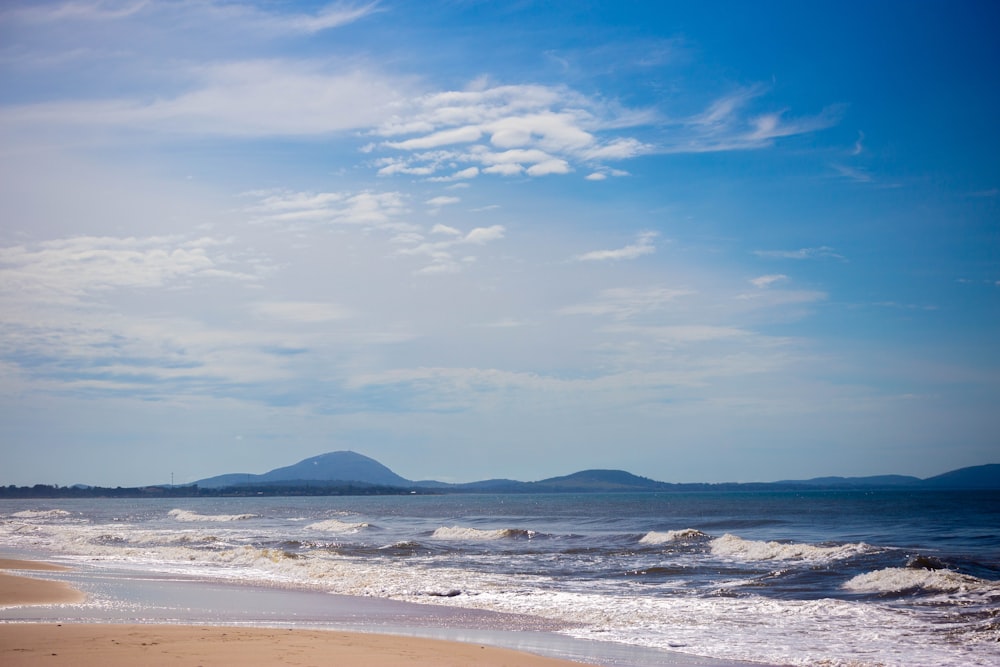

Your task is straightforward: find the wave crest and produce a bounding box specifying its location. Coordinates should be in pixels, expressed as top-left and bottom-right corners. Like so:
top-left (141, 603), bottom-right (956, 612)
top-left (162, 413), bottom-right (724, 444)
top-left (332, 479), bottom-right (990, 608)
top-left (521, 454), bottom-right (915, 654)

top-left (639, 528), bottom-right (708, 545)
top-left (710, 534), bottom-right (872, 562)
top-left (306, 519), bottom-right (371, 533)
top-left (168, 509), bottom-right (257, 522)
top-left (431, 526), bottom-right (534, 541)
top-left (843, 567), bottom-right (1000, 594)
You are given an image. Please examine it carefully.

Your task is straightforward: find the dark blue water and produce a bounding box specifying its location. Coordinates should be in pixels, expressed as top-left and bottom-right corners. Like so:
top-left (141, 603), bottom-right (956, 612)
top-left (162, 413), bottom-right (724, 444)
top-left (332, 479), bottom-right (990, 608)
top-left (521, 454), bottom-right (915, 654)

top-left (3, 490), bottom-right (998, 666)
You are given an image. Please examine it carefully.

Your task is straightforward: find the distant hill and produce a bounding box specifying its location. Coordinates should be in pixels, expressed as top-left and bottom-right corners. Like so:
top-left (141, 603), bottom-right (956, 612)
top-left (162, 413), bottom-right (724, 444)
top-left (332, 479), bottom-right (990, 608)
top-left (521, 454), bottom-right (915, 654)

top-left (921, 463), bottom-right (1000, 489)
top-left (196, 451), bottom-right (413, 489)
top-left (774, 474), bottom-right (922, 488)
top-left (192, 451), bottom-right (1000, 493)
top-left (530, 469), bottom-right (670, 492)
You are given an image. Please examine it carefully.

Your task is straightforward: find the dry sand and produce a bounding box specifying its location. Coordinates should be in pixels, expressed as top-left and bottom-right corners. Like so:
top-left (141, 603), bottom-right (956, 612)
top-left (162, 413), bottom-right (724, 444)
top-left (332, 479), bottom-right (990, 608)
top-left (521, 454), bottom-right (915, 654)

top-left (0, 558), bottom-right (593, 666)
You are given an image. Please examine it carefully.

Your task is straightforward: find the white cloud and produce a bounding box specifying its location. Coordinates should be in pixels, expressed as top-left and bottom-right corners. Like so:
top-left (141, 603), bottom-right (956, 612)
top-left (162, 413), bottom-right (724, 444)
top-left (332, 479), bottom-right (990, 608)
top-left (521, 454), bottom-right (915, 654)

top-left (483, 163), bottom-right (525, 176)
top-left (527, 159), bottom-right (571, 176)
top-left (576, 231), bottom-right (657, 261)
top-left (385, 125), bottom-right (483, 150)
top-left (8, 0), bottom-right (378, 36)
top-left (425, 196), bottom-right (460, 208)
top-left (396, 224), bottom-right (505, 274)
top-left (464, 225), bottom-right (505, 244)
top-left (371, 83), bottom-right (653, 180)
top-left (559, 286), bottom-right (694, 320)
top-left (247, 189), bottom-right (411, 229)
top-left (0, 235), bottom-right (256, 304)
top-left (604, 324), bottom-right (750, 343)
top-left (750, 274), bottom-right (788, 288)
top-left (431, 224), bottom-right (462, 236)
top-left (428, 167), bottom-right (480, 182)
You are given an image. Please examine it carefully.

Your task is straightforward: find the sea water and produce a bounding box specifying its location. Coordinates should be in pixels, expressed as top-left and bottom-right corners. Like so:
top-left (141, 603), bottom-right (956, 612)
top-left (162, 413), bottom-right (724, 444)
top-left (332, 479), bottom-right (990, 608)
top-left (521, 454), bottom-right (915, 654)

top-left (2, 490), bottom-right (998, 666)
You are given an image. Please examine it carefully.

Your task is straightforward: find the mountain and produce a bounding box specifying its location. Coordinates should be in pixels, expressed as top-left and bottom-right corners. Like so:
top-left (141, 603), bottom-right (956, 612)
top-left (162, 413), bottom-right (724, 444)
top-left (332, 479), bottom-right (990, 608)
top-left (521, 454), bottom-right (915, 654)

top-left (530, 469), bottom-right (670, 492)
top-left (921, 463), bottom-right (1000, 489)
top-left (196, 451), bottom-right (413, 489)
top-left (194, 451), bottom-right (1000, 493)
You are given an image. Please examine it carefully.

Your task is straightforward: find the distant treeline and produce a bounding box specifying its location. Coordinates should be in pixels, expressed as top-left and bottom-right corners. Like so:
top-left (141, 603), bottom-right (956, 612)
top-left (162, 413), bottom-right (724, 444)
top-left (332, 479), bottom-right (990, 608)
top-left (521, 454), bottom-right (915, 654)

top-left (0, 483), bottom-right (436, 499)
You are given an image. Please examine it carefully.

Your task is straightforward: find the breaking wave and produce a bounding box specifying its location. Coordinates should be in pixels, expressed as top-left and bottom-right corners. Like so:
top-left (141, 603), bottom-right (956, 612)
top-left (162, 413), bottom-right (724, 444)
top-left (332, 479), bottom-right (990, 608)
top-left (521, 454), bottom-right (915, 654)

top-left (710, 533), bottom-right (873, 562)
top-left (843, 567), bottom-right (1000, 595)
top-left (639, 528), bottom-right (708, 545)
top-left (306, 519), bottom-right (372, 533)
top-left (431, 526), bottom-right (535, 541)
top-left (168, 509), bottom-right (257, 522)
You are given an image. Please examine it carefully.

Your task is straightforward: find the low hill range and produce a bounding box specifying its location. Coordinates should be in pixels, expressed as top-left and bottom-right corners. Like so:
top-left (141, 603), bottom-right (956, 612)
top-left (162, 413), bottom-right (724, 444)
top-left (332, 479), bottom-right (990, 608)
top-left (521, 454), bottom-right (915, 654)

top-left (195, 451), bottom-right (1000, 492)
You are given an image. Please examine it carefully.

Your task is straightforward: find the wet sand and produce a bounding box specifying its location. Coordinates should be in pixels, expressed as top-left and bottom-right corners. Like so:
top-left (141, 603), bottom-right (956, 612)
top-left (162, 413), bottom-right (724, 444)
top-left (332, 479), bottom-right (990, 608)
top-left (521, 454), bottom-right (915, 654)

top-left (0, 559), bottom-right (85, 606)
top-left (0, 558), bottom-right (592, 666)
top-left (0, 624), bottom-right (594, 667)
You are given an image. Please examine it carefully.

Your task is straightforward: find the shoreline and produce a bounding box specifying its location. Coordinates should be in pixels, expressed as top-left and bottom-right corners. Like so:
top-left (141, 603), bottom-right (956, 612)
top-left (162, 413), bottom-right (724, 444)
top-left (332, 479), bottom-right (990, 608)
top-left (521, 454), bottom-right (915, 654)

top-left (1, 556), bottom-right (751, 667)
top-left (0, 559), bottom-right (85, 607)
top-left (0, 559), bottom-right (590, 666)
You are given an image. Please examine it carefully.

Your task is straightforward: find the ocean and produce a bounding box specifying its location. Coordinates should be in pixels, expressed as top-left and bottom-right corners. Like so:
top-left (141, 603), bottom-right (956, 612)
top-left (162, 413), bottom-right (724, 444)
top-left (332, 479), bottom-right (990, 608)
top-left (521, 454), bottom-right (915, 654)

top-left (2, 490), bottom-right (998, 666)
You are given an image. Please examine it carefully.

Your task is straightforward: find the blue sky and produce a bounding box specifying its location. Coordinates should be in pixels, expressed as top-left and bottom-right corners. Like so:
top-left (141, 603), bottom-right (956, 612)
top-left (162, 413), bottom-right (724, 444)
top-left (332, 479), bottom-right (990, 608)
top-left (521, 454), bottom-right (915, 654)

top-left (1, 1), bottom-right (997, 486)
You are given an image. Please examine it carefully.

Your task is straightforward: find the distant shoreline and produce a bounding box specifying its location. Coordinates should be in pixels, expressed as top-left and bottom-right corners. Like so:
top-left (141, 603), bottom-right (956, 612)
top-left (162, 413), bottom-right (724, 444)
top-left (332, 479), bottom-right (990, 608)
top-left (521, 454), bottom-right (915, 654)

top-left (2, 481), bottom-right (997, 499)
top-left (5, 452), bottom-right (996, 495)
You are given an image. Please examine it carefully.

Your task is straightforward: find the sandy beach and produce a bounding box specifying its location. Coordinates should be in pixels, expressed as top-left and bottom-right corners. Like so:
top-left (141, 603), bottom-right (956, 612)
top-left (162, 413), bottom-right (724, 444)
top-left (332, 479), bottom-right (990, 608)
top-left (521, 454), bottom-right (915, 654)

top-left (0, 558), bottom-right (595, 666)
top-left (0, 624), bottom-right (595, 667)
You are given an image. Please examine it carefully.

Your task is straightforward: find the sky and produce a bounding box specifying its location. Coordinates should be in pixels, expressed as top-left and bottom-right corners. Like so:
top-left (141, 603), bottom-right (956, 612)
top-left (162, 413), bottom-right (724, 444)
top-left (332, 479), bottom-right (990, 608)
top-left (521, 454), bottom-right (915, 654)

top-left (1, 1), bottom-right (998, 487)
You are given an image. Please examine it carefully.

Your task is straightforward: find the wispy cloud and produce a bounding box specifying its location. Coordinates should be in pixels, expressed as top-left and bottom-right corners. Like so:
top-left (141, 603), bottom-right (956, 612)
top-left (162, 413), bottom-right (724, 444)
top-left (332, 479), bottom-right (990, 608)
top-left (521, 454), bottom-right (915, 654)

top-left (7, 1), bottom-right (379, 35)
top-left (559, 286), bottom-right (693, 320)
top-left (831, 163), bottom-right (873, 183)
top-left (1, 60), bottom-right (410, 138)
top-left (750, 274), bottom-right (788, 288)
top-left (852, 130), bottom-right (865, 156)
top-left (0, 235), bottom-right (257, 305)
top-left (246, 188), bottom-right (412, 230)
top-left (661, 87), bottom-right (843, 154)
top-left (395, 224), bottom-right (506, 275)
top-left (754, 246), bottom-right (846, 261)
top-left (576, 231), bottom-right (658, 262)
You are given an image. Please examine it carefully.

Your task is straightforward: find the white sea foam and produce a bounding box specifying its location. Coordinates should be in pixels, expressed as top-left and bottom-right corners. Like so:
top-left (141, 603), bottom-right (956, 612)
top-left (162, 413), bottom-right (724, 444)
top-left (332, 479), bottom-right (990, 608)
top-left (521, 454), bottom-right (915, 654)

top-left (306, 519), bottom-right (371, 533)
top-left (639, 528), bottom-right (708, 545)
top-left (168, 509), bottom-right (257, 522)
top-left (710, 533), bottom-right (872, 562)
top-left (10, 509), bottom-right (73, 519)
top-left (843, 567), bottom-right (1000, 595)
top-left (430, 526), bottom-right (533, 541)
